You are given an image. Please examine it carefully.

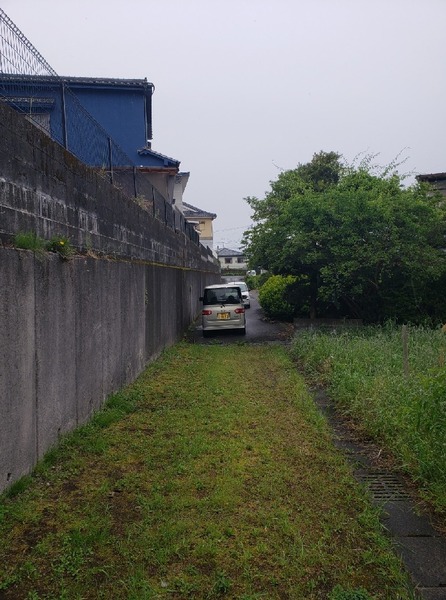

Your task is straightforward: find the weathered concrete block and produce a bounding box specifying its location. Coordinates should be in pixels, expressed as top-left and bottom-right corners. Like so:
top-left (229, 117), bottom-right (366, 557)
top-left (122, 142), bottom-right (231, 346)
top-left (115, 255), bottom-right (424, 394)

top-left (34, 254), bottom-right (77, 458)
top-left (0, 251), bottom-right (37, 489)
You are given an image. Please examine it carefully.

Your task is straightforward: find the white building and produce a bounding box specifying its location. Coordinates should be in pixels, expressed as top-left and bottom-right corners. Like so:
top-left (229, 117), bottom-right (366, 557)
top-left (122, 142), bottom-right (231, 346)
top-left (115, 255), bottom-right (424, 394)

top-left (217, 247), bottom-right (247, 271)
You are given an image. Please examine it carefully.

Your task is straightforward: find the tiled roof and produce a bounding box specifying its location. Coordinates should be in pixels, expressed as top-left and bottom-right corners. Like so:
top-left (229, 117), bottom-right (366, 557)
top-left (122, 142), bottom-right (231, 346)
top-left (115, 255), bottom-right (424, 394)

top-left (416, 172), bottom-right (446, 182)
top-left (217, 247), bottom-right (244, 257)
top-left (183, 202), bottom-right (216, 219)
top-left (137, 147), bottom-right (180, 166)
top-left (0, 74), bottom-right (154, 91)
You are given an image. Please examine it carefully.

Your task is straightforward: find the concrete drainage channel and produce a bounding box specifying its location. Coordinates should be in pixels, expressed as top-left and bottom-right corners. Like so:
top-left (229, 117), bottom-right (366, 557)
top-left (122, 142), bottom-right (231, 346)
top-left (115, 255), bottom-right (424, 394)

top-left (311, 387), bottom-right (446, 600)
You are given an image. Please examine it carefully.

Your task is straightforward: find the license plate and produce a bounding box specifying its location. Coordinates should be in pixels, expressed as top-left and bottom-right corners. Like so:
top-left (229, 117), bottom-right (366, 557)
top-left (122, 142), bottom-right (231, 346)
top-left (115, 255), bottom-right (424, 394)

top-left (217, 312), bottom-right (230, 320)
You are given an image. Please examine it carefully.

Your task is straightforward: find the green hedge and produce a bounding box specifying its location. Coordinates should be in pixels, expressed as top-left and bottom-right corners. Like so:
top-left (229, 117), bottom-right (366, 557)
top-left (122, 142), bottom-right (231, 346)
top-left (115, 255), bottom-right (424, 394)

top-left (258, 275), bottom-right (297, 321)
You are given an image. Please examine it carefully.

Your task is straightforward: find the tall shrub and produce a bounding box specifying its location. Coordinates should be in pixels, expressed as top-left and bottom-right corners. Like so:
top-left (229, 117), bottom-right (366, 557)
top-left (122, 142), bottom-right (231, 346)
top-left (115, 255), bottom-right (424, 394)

top-left (258, 275), bottom-right (296, 321)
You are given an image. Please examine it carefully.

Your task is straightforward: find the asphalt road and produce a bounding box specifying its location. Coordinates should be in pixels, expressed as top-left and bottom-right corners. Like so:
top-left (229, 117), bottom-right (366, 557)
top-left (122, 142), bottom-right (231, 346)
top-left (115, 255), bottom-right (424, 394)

top-left (187, 290), bottom-right (294, 344)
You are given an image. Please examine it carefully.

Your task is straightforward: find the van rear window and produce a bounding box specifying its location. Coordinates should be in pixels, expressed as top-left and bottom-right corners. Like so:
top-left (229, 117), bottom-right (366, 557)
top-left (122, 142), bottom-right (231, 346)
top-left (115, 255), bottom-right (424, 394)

top-left (203, 287), bottom-right (241, 305)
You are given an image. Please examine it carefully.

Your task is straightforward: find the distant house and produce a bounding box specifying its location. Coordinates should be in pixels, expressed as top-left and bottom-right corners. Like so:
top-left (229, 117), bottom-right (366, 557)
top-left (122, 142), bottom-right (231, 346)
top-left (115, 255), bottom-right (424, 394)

top-left (183, 202), bottom-right (217, 250)
top-left (416, 172), bottom-right (446, 196)
top-left (0, 75), bottom-right (180, 204)
top-left (217, 247), bottom-right (247, 271)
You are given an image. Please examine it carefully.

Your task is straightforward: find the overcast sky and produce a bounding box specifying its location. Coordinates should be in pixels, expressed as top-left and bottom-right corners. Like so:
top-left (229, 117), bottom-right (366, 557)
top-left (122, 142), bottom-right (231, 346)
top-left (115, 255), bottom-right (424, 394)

top-left (2, 0), bottom-right (445, 249)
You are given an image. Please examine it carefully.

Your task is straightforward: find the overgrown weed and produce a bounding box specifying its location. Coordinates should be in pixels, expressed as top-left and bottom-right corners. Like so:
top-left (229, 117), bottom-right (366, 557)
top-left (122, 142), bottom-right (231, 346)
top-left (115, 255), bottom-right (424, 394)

top-left (13, 231), bottom-right (74, 259)
top-left (291, 323), bottom-right (446, 513)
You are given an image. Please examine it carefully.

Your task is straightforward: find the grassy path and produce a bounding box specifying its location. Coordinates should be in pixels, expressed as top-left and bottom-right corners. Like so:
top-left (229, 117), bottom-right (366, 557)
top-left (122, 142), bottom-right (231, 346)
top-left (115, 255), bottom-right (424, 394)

top-left (0, 343), bottom-right (413, 599)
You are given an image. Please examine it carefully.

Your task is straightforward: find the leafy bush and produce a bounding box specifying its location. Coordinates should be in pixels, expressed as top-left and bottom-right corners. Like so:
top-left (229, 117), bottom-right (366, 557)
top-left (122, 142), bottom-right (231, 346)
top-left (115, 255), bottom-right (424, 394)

top-left (258, 274), bottom-right (297, 320)
top-left (245, 274), bottom-right (257, 290)
top-left (256, 271), bottom-right (271, 288)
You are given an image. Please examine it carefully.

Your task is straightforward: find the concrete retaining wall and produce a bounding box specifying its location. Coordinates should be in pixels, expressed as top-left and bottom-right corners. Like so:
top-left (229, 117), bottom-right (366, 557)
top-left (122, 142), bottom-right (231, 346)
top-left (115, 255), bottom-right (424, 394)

top-left (0, 249), bottom-right (212, 492)
top-left (0, 102), bottom-right (220, 493)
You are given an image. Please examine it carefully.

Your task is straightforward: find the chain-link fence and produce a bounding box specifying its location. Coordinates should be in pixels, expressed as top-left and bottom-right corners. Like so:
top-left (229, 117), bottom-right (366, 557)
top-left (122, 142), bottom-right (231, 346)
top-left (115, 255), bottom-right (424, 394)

top-left (0, 8), bottom-right (200, 245)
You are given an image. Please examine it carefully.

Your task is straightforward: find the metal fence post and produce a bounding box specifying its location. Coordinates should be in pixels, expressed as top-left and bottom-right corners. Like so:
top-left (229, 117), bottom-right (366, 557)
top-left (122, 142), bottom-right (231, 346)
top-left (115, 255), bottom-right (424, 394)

top-left (108, 137), bottom-right (113, 185)
top-left (61, 82), bottom-right (68, 150)
top-left (133, 166), bottom-right (138, 197)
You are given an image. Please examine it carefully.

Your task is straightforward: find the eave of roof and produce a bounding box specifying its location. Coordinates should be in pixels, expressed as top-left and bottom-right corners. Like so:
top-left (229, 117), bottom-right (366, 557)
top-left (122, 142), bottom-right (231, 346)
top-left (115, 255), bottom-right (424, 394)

top-left (0, 74), bottom-right (154, 93)
top-left (416, 172), bottom-right (446, 182)
top-left (138, 147), bottom-right (180, 167)
top-left (183, 201), bottom-right (217, 219)
top-left (136, 166), bottom-right (179, 174)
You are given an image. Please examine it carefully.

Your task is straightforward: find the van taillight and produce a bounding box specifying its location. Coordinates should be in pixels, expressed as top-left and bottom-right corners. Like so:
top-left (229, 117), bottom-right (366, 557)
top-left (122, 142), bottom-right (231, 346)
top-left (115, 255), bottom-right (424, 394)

top-left (234, 308), bottom-right (245, 314)
top-left (202, 309), bottom-right (212, 315)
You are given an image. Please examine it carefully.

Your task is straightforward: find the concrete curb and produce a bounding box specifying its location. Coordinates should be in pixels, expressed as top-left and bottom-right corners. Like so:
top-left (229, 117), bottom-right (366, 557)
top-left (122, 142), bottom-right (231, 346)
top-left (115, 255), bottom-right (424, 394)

top-left (311, 387), bottom-right (446, 600)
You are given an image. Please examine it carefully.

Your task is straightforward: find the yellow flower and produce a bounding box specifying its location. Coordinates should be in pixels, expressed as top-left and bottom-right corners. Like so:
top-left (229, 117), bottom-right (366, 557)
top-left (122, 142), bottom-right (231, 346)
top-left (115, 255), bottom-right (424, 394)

top-left (59, 241), bottom-right (65, 245)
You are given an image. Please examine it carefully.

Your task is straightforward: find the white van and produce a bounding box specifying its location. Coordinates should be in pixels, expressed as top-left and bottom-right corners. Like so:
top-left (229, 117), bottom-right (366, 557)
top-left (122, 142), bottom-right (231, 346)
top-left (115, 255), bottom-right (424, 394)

top-left (200, 284), bottom-right (246, 336)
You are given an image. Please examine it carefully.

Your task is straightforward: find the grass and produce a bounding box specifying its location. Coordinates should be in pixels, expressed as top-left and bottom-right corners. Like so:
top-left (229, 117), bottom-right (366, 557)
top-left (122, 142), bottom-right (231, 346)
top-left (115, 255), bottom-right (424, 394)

top-left (0, 343), bottom-right (414, 599)
top-left (291, 323), bottom-right (446, 515)
top-left (13, 231), bottom-right (47, 253)
top-left (13, 231), bottom-right (74, 258)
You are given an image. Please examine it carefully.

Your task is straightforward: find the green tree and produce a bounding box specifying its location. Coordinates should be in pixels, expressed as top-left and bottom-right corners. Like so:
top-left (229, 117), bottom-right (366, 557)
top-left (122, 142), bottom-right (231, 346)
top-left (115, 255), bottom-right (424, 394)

top-left (244, 151), bottom-right (345, 317)
top-left (243, 152), bottom-right (446, 322)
